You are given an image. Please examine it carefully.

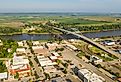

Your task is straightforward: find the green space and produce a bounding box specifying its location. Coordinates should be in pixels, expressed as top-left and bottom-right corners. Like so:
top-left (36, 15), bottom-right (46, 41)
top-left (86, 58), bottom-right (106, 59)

top-left (0, 40), bottom-right (18, 58)
top-left (89, 46), bottom-right (118, 61)
top-left (56, 17), bottom-right (110, 25)
top-left (0, 15), bottom-right (121, 34)
top-left (0, 61), bottom-right (7, 73)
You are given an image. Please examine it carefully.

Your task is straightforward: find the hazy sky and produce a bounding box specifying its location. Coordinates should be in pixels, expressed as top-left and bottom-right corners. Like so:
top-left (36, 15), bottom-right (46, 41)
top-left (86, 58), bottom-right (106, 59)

top-left (0, 0), bottom-right (121, 13)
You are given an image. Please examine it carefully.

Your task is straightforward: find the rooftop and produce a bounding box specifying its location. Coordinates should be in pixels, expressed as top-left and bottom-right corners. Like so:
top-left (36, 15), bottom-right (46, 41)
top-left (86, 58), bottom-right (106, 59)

top-left (0, 72), bottom-right (7, 79)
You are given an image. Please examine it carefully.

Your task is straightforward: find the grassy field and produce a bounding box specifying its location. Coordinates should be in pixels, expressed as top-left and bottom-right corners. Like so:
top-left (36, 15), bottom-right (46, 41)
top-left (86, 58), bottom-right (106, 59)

top-left (56, 17), bottom-right (111, 25)
top-left (0, 15), bottom-right (121, 34)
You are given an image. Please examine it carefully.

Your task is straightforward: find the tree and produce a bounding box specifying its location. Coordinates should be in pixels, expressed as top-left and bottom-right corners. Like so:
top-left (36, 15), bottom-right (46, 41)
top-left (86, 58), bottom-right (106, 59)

top-left (14, 72), bottom-right (19, 79)
top-left (56, 59), bottom-right (62, 65)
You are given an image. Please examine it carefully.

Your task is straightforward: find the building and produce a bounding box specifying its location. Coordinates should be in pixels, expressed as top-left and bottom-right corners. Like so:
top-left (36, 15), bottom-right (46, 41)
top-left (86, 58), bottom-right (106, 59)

top-left (77, 69), bottom-right (105, 82)
top-left (49, 56), bottom-right (58, 62)
top-left (51, 52), bottom-right (62, 58)
top-left (9, 55), bottom-right (31, 78)
top-left (32, 46), bottom-right (48, 55)
top-left (32, 41), bottom-right (40, 46)
top-left (13, 56), bottom-right (29, 65)
top-left (44, 66), bottom-right (61, 78)
top-left (17, 41), bottom-right (24, 47)
top-left (17, 40), bottom-right (27, 47)
top-left (0, 40), bottom-right (3, 46)
top-left (37, 56), bottom-right (57, 67)
top-left (45, 43), bottom-right (58, 50)
top-left (66, 44), bottom-right (78, 51)
top-left (0, 72), bottom-right (8, 80)
top-left (90, 55), bottom-right (103, 64)
top-left (103, 40), bottom-right (115, 46)
top-left (16, 48), bottom-right (26, 54)
top-left (118, 78), bottom-right (121, 82)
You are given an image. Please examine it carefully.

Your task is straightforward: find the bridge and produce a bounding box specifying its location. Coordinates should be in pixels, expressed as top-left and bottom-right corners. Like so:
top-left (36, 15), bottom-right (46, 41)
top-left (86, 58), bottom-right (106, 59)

top-left (53, 27), bottom-right (121, 59)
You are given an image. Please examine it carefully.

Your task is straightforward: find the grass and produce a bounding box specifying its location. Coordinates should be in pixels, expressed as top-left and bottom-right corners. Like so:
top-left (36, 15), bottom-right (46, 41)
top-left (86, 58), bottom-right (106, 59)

top-left (57, 17), bottom-right (109, 25)
top-left (89, 46), bottom-right (116, 61)
top-left (77, 51), bottom-right (85, 59)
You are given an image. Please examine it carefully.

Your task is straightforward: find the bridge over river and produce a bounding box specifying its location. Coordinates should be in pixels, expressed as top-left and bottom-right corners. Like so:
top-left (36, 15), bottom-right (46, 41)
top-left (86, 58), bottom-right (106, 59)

top-left (53, 27), bottom-right (121, 59)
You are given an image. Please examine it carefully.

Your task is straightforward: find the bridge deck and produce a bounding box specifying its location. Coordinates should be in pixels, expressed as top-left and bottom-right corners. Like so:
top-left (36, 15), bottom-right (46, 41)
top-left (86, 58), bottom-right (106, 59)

top-left (53, 27), bottom-right (121, 59)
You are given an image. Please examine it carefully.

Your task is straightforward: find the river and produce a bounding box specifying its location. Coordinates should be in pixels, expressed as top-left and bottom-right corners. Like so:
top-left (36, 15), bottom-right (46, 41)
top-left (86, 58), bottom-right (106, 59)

top-left (0, 30), bottom-right (121, 40)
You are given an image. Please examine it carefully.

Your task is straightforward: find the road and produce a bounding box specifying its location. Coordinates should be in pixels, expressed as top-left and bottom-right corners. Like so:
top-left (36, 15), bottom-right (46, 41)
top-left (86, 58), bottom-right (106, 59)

top-left (0, 58), bottom-right (11, 60)
top-left (53, 27), bottom-right (121, 59)
top-left (62, 48), bottom-right (114, 82)
top-left (30, 56), bottom-right (44, 80)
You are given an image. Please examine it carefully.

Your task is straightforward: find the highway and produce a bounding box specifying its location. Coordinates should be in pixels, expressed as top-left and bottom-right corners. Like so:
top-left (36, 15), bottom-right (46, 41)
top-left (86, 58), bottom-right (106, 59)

top-left (53, 27), bottom-right (121, 59)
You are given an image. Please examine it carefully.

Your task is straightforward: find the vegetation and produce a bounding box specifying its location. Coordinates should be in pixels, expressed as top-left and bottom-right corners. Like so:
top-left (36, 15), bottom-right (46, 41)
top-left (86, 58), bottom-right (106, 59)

top-left (14, 72), bottom-right (19, 79)
top-left (0, 40), bottom-right (17, 58)
top-left (0, 27), bottom-right (22, 35)
top-left (0, 61), bottom-right (7, 73)
top-left (77, 51), bottom-right (85, 59)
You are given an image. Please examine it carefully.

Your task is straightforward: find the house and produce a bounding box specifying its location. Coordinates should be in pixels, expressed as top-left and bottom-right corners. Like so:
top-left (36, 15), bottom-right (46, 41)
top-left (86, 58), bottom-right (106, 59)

top-left (0, 72), bottom-right (8, 80)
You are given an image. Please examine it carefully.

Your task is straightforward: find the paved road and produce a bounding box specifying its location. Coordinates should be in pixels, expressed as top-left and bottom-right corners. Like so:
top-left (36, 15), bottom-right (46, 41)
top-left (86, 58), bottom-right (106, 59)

top-left (5, 76), bottom-right (35, 82)
top-left (30, 56), bottom-right (44, 79)
top-left (62, 48), bottom-right (114, 82)
top-left (53, 27), bottom-right (121, 59)
top-left (0, 58), bottom-right (11, 60)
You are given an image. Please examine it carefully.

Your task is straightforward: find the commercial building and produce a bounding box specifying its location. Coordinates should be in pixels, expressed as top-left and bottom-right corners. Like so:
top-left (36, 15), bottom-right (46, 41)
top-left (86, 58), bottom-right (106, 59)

top-left (9, 55), bottom-right (31, 78)
top-left (32, 46), bottom-right (48, 55)
top-left (0, 72), bottom-right (8, 80)
top-left (77, 69), bottom-right (105, 82)
top-left (37, 56), bottom-right (57, 67)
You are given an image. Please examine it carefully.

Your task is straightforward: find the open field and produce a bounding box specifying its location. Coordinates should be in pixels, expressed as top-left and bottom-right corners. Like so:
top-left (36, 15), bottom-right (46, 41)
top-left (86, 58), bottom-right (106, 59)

top-left (0, 15), bottom-right (121, 35)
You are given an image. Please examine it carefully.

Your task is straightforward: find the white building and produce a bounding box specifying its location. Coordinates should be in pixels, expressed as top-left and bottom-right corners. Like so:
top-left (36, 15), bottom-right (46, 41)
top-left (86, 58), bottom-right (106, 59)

top-left (103, 40), bottom-right (115, 46)
top-left (0, 40), bottom-right (3, 46)
top-left (77, 69), bottom-right (105, 82)
top-left (90, 55), bottom-right (103, 64)
top-left (37, 56), bottom-right (57, 67)
top-left (32, 46), bottom-right (43, 50)
top-left (17, 41), bottom-right (24, 47)
top-left (0, 72), bottom-right (7, 80)
top-left (32, 41), bottom-right (40, 46)
top-left (16, 48), bottom-right (26, 53)
top-left (13, 56), bottom-right (29, 65)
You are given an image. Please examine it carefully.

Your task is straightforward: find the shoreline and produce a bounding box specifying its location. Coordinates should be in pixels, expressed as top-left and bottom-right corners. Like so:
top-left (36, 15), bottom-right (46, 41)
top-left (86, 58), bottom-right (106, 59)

top-left (0, 29), bottom-right (121, 36)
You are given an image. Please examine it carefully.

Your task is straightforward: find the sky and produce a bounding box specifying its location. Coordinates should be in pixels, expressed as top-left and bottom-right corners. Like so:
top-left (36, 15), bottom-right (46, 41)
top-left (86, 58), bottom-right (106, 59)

top-left (0, 0), bottom-right (121, 13)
